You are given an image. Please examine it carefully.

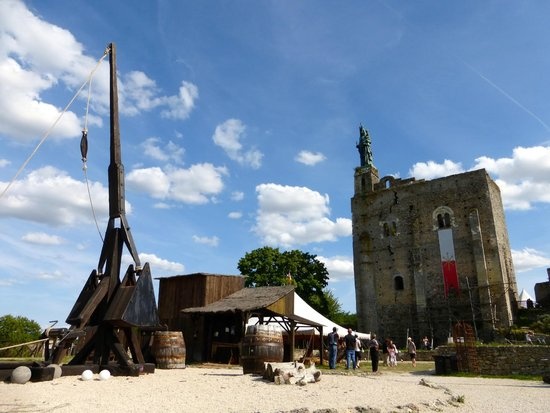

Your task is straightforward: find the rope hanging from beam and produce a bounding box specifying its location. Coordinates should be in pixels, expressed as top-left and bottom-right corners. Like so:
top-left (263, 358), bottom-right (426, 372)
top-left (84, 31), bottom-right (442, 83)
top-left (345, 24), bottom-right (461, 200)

top-left (0, 47), bottom-right (110, 202)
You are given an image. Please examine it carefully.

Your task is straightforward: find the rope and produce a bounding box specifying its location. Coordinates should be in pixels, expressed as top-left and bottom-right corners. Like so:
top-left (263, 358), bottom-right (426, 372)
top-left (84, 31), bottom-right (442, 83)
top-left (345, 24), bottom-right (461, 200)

top-left (0, 338), bottom-right (49, 351)
top-left (82, 158), bottom-right (104, 242)
top-left (81, 61), bottom-right (105, 242)
top-left (0, 47), bottom-right (109, 201)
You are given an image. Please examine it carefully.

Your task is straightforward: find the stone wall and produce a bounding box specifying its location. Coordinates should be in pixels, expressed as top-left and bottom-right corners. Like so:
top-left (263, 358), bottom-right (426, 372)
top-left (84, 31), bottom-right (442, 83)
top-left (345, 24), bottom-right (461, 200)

top-left (434, 345), bottom-right (550, 376)
top-left (352, 166), bottom-right (518, 347)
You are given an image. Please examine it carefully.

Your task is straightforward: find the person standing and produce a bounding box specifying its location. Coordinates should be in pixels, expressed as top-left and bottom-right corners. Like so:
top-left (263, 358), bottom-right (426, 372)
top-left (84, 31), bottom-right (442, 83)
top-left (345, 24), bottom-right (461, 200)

top-left (407, 337), bottom-right (417, 367)
top-left (369, 334), bottom-right (380, 373)
top-left (421, 336), bottom-right (430, 350)
top-left (354, 334), bottom-right (363, 368)
top-left (387, 339), bottom-right (397, 367)
top-left (382, 338), bottom-right (389, 366)
top-left (327, 327), bottom-right (339, 369)
top-left (344, 328), bottom-right (357, 369)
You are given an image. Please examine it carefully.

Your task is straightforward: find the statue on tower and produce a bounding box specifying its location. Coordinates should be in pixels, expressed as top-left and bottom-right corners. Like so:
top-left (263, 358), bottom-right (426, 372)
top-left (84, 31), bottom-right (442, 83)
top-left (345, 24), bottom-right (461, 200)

top-left (357, 124), bottom-right (373, 167)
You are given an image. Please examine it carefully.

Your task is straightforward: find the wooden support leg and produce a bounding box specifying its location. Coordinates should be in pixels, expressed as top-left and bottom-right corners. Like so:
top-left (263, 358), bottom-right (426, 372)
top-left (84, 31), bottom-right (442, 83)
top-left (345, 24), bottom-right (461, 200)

top-left (125, 328), bottom-right (145, 364)
top-left (69, 327), bottom-right (98, 365)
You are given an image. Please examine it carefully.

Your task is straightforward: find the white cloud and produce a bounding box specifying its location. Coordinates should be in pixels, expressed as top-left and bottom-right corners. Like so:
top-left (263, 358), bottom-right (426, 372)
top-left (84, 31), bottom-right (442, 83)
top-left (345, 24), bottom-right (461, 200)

top-left (0, 2), bottom-right (197, 144)
top-left (192, 235), bottom-right (219, 247)
top-left (408, 146), bottom-right (550, 210)
top-left (153, 202), bottom-right (171, 209)
top-left (473, 146), bottom-right (550, 210)
top-left (228, 211), bottom-right (242, 219)
top-left (142, 137), bottom-right (185, 164)
top-left (22, 232), bottom-right (63, 245)
top-left (409, 159), bottom-right (464, 180)
top-left (0, 1), bottom-right (97, 141)
top-left (0, 166), bottom-right (110, 226)
top-left (118, 73), bottom-right (199, 120)
top-left (213, 119), bottom-right (244, 153)
top-left (36, 269), bottom-right (65, 280)
top-left (160, 81), bottom-right (199, 120)
top-left (317, 255), bottom-right (354, 282)
top-left (127, 163), bottom-right (228, 204)
top-left (512, 248), bottom-right (550, 273)
top-left (0, 226), bottom-right (98, 287)
top-left (213, 119), bottom-right (263, 169)
top-left (0, 55), bottom-right (83, 141)
top-left (122, 252), bottom-right (185, 274)
top-left (0, 159), bottom-right (10, 168)
top-left (0, 278), bottom-right (17, 287)
top-left (124, 166), bottom-right (171, 199)
top-left (119, 71), bottom-right (159, 114)
top-left (476, 146), bottom-right (550, 183)
top-left (295, 150), bottom-right (326, 166)
top-left (254, 183), bottom-right (352, 247)
top-left (231, 191), bottom-right (244, 201)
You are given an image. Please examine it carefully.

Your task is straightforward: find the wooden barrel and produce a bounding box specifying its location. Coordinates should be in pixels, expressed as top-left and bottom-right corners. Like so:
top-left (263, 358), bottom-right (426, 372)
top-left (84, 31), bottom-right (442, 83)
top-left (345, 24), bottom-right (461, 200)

top-left (152, 331), bottom-right (186, 369)
top-left (241, 324), bottom-right (284, 374)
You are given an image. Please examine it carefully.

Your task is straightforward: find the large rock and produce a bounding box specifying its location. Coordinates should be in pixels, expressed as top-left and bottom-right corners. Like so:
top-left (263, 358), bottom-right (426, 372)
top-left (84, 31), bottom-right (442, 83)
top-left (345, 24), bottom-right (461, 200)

top-left (50, 364), bottom-right (62, 379)
top-left (11, 366), bottom-right (32, 384)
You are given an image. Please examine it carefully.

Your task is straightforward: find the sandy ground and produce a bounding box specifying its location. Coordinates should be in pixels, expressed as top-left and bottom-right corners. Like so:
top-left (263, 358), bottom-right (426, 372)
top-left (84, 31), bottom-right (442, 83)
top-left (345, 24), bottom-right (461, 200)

top-left (0, 364), bottom-right (548, 413)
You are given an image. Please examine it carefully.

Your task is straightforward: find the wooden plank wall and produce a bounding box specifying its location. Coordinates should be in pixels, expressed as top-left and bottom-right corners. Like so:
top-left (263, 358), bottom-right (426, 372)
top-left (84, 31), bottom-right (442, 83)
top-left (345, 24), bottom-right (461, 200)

top-left (157, 273), bottom-right (244, 329)
top-left (155, 273), bottom-right (244, 362)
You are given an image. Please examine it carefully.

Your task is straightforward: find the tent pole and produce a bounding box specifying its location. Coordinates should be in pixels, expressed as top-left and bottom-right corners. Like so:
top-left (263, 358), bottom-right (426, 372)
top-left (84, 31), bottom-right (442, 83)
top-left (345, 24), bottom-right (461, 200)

top-left (289, 320), bottom-right (296, 362)
top-left (319, 326), bottom-right (324, 365)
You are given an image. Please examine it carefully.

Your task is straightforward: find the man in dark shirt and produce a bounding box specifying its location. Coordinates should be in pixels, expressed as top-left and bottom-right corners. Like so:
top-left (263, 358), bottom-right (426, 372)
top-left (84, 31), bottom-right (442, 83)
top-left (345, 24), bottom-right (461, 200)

top-left (369, 334), bottom-right (380, 372)
top-left (344, 328), bottom-right (357, 369)
top-left (327, 327), bottom-right (339, 369)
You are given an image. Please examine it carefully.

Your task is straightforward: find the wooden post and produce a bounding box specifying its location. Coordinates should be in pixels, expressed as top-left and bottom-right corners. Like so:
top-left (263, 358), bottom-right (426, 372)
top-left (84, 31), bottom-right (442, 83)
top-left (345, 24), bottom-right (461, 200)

top-left (289, 320), bottom-right (296, 362)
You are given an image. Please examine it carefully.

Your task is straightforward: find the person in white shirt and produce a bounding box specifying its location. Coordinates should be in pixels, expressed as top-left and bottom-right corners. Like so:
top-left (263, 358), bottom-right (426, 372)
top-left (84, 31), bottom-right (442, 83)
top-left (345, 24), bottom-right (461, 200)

top-left (407, 337), bottom-right (417, 367)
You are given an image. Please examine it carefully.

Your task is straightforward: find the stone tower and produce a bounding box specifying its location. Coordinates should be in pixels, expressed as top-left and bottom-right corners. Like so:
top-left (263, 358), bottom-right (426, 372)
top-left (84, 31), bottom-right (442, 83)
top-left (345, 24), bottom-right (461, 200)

top-left (351, 126), bottom-right (518, 346)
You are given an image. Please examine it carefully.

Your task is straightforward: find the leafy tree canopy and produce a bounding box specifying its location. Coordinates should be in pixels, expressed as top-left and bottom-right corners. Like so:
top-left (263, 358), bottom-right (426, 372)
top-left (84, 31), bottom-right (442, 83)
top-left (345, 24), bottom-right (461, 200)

top-left (238, 246), bottom-right (330, 315)
top-left (313, 289), bottom-right (358, 329)
top-left (531, 314), bottom-right (550, 335)
top-left (0, 314), bottom-right (42, 349)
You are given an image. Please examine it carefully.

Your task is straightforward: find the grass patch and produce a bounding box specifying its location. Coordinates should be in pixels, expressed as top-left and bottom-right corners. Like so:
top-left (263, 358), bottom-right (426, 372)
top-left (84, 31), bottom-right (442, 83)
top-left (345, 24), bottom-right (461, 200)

top-left (450, 371), bottom-right (542, 381)
top-left (0, 355), bottom-right (73, 364)
top-left (317, 359), bottom-right (434, 374)
top-left (0, 357), bottom-right (42, 363)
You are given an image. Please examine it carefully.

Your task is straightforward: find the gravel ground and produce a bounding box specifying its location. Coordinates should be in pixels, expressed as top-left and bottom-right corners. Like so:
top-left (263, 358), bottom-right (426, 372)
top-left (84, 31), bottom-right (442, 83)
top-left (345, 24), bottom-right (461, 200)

top-left (1, 364), bottom-right (548, 413)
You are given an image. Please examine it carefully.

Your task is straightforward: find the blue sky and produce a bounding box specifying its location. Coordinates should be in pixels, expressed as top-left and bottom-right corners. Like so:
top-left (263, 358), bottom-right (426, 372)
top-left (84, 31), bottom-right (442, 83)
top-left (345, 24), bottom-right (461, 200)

top-left (1, 0), bottom-right (550, 329)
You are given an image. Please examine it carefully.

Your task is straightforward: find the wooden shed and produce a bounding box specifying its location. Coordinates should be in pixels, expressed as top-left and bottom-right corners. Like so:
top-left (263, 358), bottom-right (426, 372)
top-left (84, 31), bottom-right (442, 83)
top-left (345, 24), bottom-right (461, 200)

top-left (182, 285), bottom-right (324, 364)
top-left (156, 273), bottom-right (245, 362)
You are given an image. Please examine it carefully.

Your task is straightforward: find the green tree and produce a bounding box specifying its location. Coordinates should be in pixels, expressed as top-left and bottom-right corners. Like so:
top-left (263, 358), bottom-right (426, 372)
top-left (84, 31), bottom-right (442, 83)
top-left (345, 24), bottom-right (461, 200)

top-left (0, 314), bottom-right (42, 357)
top-left (333, 311), bottom-right (358, 330)
top-left (238, 247), bottom-right (330, 315)
top-left (317, 289), bottom-right (358, 330)
top-left (531, 314), bottom-right (550, 335)
top-left (318, 289), bottom-right (342, 320)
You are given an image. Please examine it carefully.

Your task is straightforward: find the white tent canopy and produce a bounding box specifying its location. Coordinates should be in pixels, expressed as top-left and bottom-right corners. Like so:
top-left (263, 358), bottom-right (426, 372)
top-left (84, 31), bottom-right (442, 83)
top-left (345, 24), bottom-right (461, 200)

top-left (518, 289), bottom-right (534, 308)
top-left (247, 291), bottom-right (371, 340)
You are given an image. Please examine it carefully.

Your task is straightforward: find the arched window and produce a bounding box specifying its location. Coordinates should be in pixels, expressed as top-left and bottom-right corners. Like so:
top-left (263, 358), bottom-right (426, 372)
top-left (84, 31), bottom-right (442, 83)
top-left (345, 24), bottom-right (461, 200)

top-left (381, 218), bottom-right (398, 238)
top-left (394, 275), bottom-right (404, 291)
top-left (379, 176), bottom-right (395, 189)
top-left (433, 206), bottom-right (455, 230)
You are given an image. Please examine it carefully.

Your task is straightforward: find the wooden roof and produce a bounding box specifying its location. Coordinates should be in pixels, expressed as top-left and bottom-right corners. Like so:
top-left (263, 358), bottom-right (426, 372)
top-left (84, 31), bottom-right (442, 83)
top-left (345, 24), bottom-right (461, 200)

top-left (182, 285), bottom-right (294, 314)
top-left (155, 272), bottom-right (241, 280)
top-left (182, 285), bottom-right (323, 328)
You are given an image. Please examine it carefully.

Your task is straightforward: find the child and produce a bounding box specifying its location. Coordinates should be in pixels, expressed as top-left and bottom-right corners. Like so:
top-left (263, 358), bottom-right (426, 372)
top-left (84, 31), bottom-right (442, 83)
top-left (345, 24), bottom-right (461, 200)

top-left (388, 340), bottom-right (397, 367)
